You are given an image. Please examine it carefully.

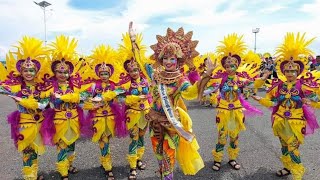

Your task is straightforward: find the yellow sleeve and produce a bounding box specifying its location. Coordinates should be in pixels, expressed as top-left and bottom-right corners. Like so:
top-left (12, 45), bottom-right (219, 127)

top-left (254, 78), bottom-right (266, 89)
top-left (101, 90), bottom-right (117, 102)
top-left (19, 98), bottom-right (39, 110)
top-left (258, 86), bottom-right (277, 108)
top-left (60, 93), bottom-right (80, 103)
top-left (181, 82), bottom-right (198, 100)
top-left (310, 101), bottom-right (320, 109)
top-left (125, 95), bottom-right (140, 105)
top-left (40, 88), bottom-right (53, 99)
top-left (82, 101), bottom-right (96, 110)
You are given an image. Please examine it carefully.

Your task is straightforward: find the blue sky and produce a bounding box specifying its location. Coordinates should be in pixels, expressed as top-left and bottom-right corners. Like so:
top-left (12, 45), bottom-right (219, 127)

top-left (0, 0), bottom-right (320, 59)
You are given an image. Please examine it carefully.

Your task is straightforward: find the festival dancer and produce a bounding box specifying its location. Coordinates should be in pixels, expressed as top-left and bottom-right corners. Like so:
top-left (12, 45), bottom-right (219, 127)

top-left (39, 35), bottom-right (90, 180)
top-left (209, 34), bottom-right (269, 172)
top-left (144, 26), bottom-right (216, 179)
top-left (117, 25), bottom-right (152, 179)
top-left (81, 45), bottom-right (126, 180)
top-left (251, 32), bottom-right (320, 180)
top-left (0, 36), bottom-right (48, 180)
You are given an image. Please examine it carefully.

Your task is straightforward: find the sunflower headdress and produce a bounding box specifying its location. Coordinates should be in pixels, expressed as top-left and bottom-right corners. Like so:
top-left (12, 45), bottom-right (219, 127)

top-left (83, 45), bottom-right (120, 83)
top-left (150, 27), bottom-right (199, 70)
top-left (48, 35), bottom-right (80, 77)
top-left (275, 32), bottom-right (315, 82)
top-left (0, 36), bottom-right (47, 83)
top-left (216, 33), bottom-right (247, 70)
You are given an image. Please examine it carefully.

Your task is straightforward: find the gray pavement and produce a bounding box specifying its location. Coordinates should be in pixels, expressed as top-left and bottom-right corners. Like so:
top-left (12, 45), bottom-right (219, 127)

top-left (0, 92), bottom-right (319, 180)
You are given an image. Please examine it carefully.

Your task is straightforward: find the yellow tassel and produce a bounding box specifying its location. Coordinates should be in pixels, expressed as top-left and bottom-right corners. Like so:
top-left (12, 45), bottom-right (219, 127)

top-left (227, 147), bottom-right (240, 160)
top-left (126, 154), bottom-right (138, 169)
top-left (137, 147), bottom-right (145, 160)
top-left (100, 155), bottom-right (112, 171)
top-left (56, 159), bottom-right (69, 177)
top-left (22, 166), bottom-right (36, 180)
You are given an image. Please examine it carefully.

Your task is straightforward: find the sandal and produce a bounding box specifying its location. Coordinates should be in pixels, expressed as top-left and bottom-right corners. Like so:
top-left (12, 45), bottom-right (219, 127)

top-left (128, 168), bottom-right (137, 180)
top-left (68, 165), bottom-right (79, 174)
top-left (276, 168), bottom-right (291, 177)
top-left (60, 176), bottom-right (68, 180)
top-left (37, 175), bottom-right (45, 180)
top-left (228, 160), bottom-right (240, 170)
top-left (105, 170), bottom-right (115, 180)
top-left (212, 161), bottom-right (221, 171)
top-left (136, 160), bottom-right (146, 170)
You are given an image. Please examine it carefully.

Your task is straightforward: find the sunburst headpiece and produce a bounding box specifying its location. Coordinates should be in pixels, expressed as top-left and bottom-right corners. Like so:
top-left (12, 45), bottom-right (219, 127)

top-left (150, 27), bottom-right (199, 69)
top-left (216, 33), bottom-right (247, 69)
top-left (275, 32), bottom-right (315, 79)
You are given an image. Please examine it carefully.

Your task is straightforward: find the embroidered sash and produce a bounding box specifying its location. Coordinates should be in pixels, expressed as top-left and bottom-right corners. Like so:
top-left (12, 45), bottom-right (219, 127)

top-left (158, 83), bottom-right (194, 142)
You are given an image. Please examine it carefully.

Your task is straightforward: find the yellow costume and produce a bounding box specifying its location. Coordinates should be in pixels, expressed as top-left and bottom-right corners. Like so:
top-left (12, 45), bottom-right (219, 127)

top-left (0, 37), bottom-right (48, 180)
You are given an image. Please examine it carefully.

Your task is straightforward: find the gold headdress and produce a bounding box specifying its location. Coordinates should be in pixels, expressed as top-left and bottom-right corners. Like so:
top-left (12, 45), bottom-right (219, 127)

top-left (275, 32), bottom-right (315, 81)
top-left (48, 35), bottom-right (79, 76)
top-left (216, 33), bottom-right (247, 69)
top-left (150, 27), bottom-right (199, 69)
top-left (0, 36), bottom-right (47, 82)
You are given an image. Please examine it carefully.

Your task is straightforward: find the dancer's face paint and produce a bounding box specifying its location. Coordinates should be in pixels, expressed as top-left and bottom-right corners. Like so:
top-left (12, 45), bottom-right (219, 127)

top-left (225, 64), bottom-right (237, 75)
top-left (163, 56), bottom-right (178, 72)
top-left (99, 71), bottom-right (110, 82)
top-left (55, 70), bottom-right (69, 82)
top-left (21, 68), bottom-right (36, 82)
top-left (284, 70), bottom-right (298, 82)
top-left (128, 67), bottom-right (140, 80)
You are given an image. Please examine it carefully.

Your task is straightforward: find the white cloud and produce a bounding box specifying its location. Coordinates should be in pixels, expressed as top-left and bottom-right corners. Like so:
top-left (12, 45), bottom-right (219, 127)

top-left (0, 0), bottom-right (320, 61)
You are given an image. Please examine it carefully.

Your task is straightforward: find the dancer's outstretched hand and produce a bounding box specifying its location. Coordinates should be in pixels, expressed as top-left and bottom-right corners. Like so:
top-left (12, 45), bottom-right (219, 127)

top-left (302, 98), bottom-right (311, 105)
top-left (251, 95), bottom-right (262, 101)
top-left (8, 95), bottom-right (22, 102)
top-left (206, 58), bottom-right (218, 76)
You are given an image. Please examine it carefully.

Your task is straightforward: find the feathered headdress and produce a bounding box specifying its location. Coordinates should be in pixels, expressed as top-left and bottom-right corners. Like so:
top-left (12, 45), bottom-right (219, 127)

top-left (150, 27), bottom-right (199, 70)
top-left (275, 32), bottom-right (315, 81)
top-left (0, 36), bottom-right (47, 83)
top-left (82, 45), bottom-right (120, 82)
top-left (48, 35), bottom-right (80, 76)
top-left (117, 32), bottom-right (152, 81)
top-left (216, 33), bottom-right (247, 69)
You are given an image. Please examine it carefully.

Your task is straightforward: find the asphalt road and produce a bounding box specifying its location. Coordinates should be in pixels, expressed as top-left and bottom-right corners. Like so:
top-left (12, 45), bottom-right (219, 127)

top-left (0, 92), bottom-right (319, 180)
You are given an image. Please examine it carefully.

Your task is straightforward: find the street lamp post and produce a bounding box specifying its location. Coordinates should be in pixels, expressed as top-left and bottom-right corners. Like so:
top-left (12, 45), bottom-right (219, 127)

top-left (252, 28), bottom-right (260, 53)
top-left (34, 1), bottom-right (51, 46)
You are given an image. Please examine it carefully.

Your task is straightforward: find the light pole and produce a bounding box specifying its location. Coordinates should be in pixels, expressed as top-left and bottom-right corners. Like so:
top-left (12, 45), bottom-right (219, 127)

top-left (34, 1), bottom-right (51, 46)
top-left (252, 28), bottom-right (260, 53)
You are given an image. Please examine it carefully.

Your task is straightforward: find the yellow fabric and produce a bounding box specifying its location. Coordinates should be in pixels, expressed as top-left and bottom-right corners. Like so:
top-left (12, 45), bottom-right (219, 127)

top-left (175, 105), bottom-right (204, 175)
top-left (56, 159), bottom-right (69, 177)
top-left (258, 86), bottom-right (278, 108)
top-left (273, 107), bottom-right (306, 144)
top-left (137, 147), bottom-right (145, 160)
top-left (254, 78), bottom-right (265, 89)
top-left (100, 155), bottom-right (112, 171)
top-left (212, 149), bottom-right (224, 162)
top-left (127, 154), bottom-right (138, 169)
top-left (40, 88), bottom-right (53, 99)
top-left (60, 93), bottom-right (80, 103)
top-left (19, 98), bottom-right (39, 110)
top-left (181, 82), bottom-right (198, 100)
top-left (176, 137), bottom-right (204, 175)
top-left (216, 99), bottom-right (245, 138)
top-left (22, 166), bottom-right (36, 180)
top-left (82, 101), bottom-right (96, 110)
top-left (311, 101), bottom-right (320, 109)
top-left (290, 163), bottom-right (305, 180)
top-left (53, 109), bottom-right (80, 145)
top-left (126, 96), bottom-right (150, 130)
top-left (101, 90), bottom-right (117, 102)
top-left (92, 116), bottom-right (115, 142)
top-left (18, 113), bottom-right (45, 155)
top-left (125, 95), bottom-right (141, 105)
top-left (67, 154), bottom-right (76, 165)
top-left (227, 147), bottom-right (240, 160)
